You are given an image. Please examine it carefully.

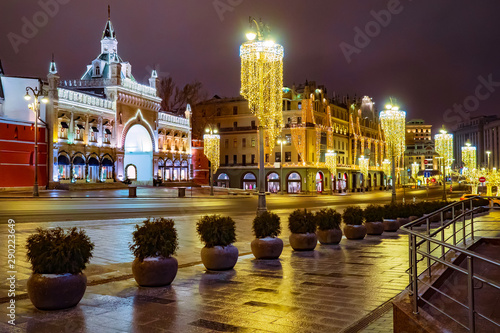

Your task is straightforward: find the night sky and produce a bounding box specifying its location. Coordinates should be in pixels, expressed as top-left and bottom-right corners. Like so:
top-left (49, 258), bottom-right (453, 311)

top-left (2, 0), bottom-right (500, 131)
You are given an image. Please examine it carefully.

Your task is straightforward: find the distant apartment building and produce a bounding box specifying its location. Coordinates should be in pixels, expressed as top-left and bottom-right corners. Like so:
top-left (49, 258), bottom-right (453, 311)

top-left (192, 81), bottom-right (386, 193)
top-left (453, 115), bottom-right (499, 169)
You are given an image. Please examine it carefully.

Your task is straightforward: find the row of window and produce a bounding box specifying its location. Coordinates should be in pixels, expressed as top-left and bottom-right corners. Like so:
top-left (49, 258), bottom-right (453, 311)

top-left (58, 122), bottom-right (112, 144)
top-left (222, 153), bottom-right (347, 165)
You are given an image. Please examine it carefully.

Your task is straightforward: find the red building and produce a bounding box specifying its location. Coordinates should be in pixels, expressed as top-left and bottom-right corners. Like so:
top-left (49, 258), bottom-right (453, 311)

top-left (0, 64), bottom-right (48, 190)
top-left (191, 139), bottom-right (209, 185)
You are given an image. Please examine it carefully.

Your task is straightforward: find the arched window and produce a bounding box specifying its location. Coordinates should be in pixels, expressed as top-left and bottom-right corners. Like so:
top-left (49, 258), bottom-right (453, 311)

top-left (72, 155), bottom-right (86, 180)
top-left (173, 159), bottom-right (181, 181)
top-left (181, 160), bottom-right (189, 181)
top-left (102, 156), bottom-right (114, 180)
top-left (57, 155), bottom-right (70, 180)
top-left (125, 164), bottom-right (137, 180)
top-left (217, 173), bottom-right (230, 188)
top-left (242, 172), bottom-right (257, 190)
top-left (266, 172), bottom-right (280, 193)
top-left (88, 156), bottom-right (100, 183)
top-left (287, 172), bottom-right (301, 193)
top-left (95, 65), bottom-right (100, 76)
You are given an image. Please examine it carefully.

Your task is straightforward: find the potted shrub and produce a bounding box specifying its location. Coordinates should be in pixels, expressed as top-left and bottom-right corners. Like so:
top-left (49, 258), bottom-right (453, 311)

top-left (26, 227), bottom-right (94, 310)
top-left (129, 217), bottom-right (179, 287)
top-left (288, 209), bottom-right (317, 251)
top-left (315, 208), bottom-right (343, 244)
top-left (197, 215), bottom-right (238, 270)
top-left (382, 204), bottom-right (400, 231)
top-left (397, 204), bottom-right (412, 227)
top-left (251, 211), bottom-right (283, 259)
top-left (343, 206), bottom-right (367, 240)
top-left (363, 205), bottom-right (384, 235)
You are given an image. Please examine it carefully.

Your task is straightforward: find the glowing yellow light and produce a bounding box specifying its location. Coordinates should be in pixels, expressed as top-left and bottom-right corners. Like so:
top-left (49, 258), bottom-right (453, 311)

top-left (411, 162), bottom-right (419, 181)
top-left (434, 127), bottom-right (453, 175)
top-left (325, 150), bottom-right (337, 178)
top-left (240, 35), bottom-right (284, 146)
top-left (24, 94), bottom-right (31, 101)
top-left (380, 107), bottom-right (406, 160)
top-left (382, 159), bottom-right (391, 177)
top-left (246, 32), bottom-right (256, 40)
top-left (461, 143), bottom-right (476, 180)
top-left (359, 155), bottom-right (369, 180)
top-left (203, 133), bottom-right (220, 173)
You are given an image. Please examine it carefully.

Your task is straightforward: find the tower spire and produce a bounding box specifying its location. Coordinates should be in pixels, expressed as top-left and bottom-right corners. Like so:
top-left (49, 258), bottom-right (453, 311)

top-left (49, 53), bottom-right (57, 74)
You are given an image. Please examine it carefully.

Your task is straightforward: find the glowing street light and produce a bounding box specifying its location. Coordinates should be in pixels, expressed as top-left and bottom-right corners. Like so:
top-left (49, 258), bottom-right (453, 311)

top-left (486, 151), bottom-right (491, 169)
top-left (25, 86), bottom-right (49, 197)
top-left (203, 126), bottom-right (220, 196)
top-left (240, 16), bottom-right (284, 214)
top-left (325, 150), bottom-right (337, 194)
top-left (380, 102), bottom-right (406, 203)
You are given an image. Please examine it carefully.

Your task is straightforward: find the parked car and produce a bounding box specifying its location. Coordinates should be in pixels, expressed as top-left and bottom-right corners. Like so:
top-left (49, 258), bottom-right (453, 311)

top-left (460, 194), bottom-right (500, 207)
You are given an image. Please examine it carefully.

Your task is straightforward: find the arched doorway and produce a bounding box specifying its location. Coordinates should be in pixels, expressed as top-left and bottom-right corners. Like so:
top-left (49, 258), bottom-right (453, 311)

top-left (173, 159), bottom-right (181, 181)
top-left (242, 172), bottom-right (257, 190)
top-left (158, 158), bottom-right (164, 179)
top-left (267, 172), bottom-right (280, 193)
top-left (72, 155), bottom-right (85, 181)
top-left (217, 173), bottom-right (230, 188)
top-left (101, 156), bottom-right (114, 181)
top-left (124, 124), bottom-right (153, 183)
top-left (181, 160), bottom-right (189, 181)
top-left (165, 159), bottom-right (173, 181)
top-left (287, 172), bottom-right (301, 193)
top-left (315, 172), bottom-right (324, 193)
top-left (88, 156), bottom-right (100, 183)
top-left (57, 154), bottom-right (70, 180)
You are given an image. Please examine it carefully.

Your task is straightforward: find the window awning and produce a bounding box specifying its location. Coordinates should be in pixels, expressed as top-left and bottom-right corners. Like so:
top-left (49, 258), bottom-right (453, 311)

top-left (92, 126), bottom-right (99, 133)
top-left (76, 124), bottom-right (85, 129)
top-left (88, 157), bottom-right (99, 166)
top-left (57, 155), bottom-right (70, 165)
top-left (73, 156), bottom-right (85, 165)
top-left (102, 158), bottom-right (114, 166)
top-left (60, 122), bottom-right (69, 129)
top-left (105, 128), bottom-right (112, 134)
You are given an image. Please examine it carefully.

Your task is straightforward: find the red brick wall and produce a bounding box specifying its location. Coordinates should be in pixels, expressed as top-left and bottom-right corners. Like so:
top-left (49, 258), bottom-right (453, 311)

top-left (191, 140), bottom-right (209, 185)
top-left (0, 122), bottom-right (48, 188)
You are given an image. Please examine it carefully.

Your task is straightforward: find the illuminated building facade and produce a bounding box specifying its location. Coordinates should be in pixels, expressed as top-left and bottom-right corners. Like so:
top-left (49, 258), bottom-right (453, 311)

top-left (404, 119), bottom-right (438, 176)
top-left (192, 81), bottom-right (386, 193)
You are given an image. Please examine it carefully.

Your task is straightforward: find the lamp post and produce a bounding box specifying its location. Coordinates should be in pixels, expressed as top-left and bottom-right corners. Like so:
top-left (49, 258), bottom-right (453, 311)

top-left (203, 126), bottom-right (220, 196)
top-left (277, 138), bottom-right (284, 194)
top-left (240, 17), bottom-right (284, 214)
top-left (486, 151), bottom-right (491, 169)
top-left (24, 86), bottom-right (48, 197)
top-left (325, 150), bottom-right (337, 195)
top-left (380, 103), bottom-right (406, 203)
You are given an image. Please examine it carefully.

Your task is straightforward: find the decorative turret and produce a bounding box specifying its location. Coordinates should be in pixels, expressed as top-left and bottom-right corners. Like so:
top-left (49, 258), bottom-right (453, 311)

top-left (101, 5), bottom-right (118, 55)
top-left (149, 69), bottom-right (159, 93)
top-left (49, 53), bottom-right (57, 74)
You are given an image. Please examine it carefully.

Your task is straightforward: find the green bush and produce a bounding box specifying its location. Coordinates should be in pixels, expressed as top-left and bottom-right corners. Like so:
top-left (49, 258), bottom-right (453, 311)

top-left (315, 208), bottom-right (342, 230)
top-left (197, 215), bottom-right (236, 247)
top-left (252, 211), bottom-right (281, 238)
top-left (288, 209), bottom-right (316, 233)
top-left (343, 206), bottom-right (364, 225)
top-left (363, 205), bottom-right (383, 222)
top-left (382, 204), bottom-right (399, 220)
top-left (129, 217), bottom-right (178, 261)
top-left (26, 227), bottom-right (94, 274)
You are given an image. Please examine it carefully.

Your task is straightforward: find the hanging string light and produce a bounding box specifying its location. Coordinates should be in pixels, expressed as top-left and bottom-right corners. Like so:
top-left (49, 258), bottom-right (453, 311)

top-left (461, 142), bottom-right (476, 180)
top-left (411, 162), bottom-right (420, 182)
top-left (203, 132), bottom-right (220, 173)
top-left (435, 127), bottom-right (453, 175)
top-left (383, 159), bottom-right (391, 177)
top-left (325, 150), bottom-right (337, 178)
top-left (359, 155), bottom-right (369, 180)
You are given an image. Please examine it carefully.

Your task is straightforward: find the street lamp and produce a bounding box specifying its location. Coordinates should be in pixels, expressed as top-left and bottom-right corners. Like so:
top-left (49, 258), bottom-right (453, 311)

top-left (435, 127), bottom-right (453, 201)
top-left (325, 150), bottom-right (337, 195)
top-left (486, 151), bottom-right (491, 169)
top-left (359, 155), bottom-right (369, 192)
top-left (24, 86), bottom-right (49, 197)
top-left (277, 138), bottom-right (284, 195)
top-left (203, 126), bottom-right (220, 196)
top-left (240, 17), bottom-right (284, 214)
top-left (380, 103), bottom-right (406, 203)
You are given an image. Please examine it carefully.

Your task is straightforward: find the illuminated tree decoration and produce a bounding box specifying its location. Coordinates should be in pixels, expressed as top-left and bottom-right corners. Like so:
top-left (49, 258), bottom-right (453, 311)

top-left (380, 107), bottom-right (406, 161)
top-left (461, 142), bottom-right (476, 180)
top-left (359, 155), bottom-right (369, 180)
top-left (382, 159), bottom-right (391, 177)
top-left (240, 25), bottom-right (284, 146)
top-left (411, 162), bottom-right (420, 182)
top-left (434, 127), bottom-right (453, 175)
top-left (325, 150), bottom-right (337, 179)
top-left (203, 133), bottom-right (220, 173)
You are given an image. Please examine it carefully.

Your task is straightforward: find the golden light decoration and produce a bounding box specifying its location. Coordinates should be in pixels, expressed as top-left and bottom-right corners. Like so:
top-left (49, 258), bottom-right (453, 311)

top-left (359, 155), bottom-right (369, 181)
top-left (325, 150), bottom-right (337, 178)
top-left (380, 106), bottom-right (406, 160)
top-left (203, 133), bottom-right (220, 173)
top-left (411, 162), bottom-right (419, 181)
top-left (434, 127), bottom-right (453, 174)
top-left (382, 159), bottom-right (391, 177)
top-left (461, 142), bottom-right (476, 180)
top-left (240, 21), bottom-right (284, 146)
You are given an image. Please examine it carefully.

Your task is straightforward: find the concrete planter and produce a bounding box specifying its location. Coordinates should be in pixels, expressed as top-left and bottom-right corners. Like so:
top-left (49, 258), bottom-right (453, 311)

top-left (397, 217), bottom-right (410, 227)
top-left (289, 233), bottom-right (317, 251)
top-left (27, 273), bottom-right (87, 310)
top-left (251, 237), bottom-right (283, 259)
top-left (317, 229), bottom-right (342, 245)
top-left (201, 245), bottom-right (238, 270)
top-left (365, 222), bottom-right (384, 235)
top-left (343, 224), bottom-right (367, 240)
top-left (383, 219), bottom-right (400, 232)
top-left (409, 216), bottom-right (419, 222)
top-left (132, 256), bottom-right (178, 287)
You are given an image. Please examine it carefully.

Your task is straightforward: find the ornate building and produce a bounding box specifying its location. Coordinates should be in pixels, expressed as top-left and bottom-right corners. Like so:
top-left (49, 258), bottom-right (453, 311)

top-left (1, 8), bottom-right (191, 190)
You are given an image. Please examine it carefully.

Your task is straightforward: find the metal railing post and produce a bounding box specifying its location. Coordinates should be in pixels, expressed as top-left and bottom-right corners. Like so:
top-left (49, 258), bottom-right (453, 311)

top-left (471, 211), bottom-right (474, 241)
top-left (467, 256), bottom-right (475, 332)
top-left (409, 233), bottom-right (413, 295)
top-left (440, 211), bottom-right (444, 227)
top-left (441, 229), bottom-right (445, 259)
top-left (426, 218), bottom-right (431, 276)
top-left (463, 213), bottom-right (467, 245)
top-left (452, 205), bottom-right (455, 220)
top-left (412, 234), bottom-right (419, 314)
top-left (453, 221), bottom-right (457, 245)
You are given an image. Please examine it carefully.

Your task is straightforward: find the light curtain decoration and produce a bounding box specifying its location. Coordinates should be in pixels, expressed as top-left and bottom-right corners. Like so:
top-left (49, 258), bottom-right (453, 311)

top-left (380, 109), bottom-right (406, 160)
top-left (382, 159), bottom-right (391, 177)
top-left (359, 155), bottom-right (369, 180)
top-left (203, 134), bottom-right (220, 173)
top-left (325, 150), bottom-right (337, 179)
top-left (435, 128), bottom-right (453, 175)
top-left (240, 38), bottom-right (284, 146)
top-left (461, 142), bottom-right (476, 180)
top-left (411, 162), bottom-right (419, 182)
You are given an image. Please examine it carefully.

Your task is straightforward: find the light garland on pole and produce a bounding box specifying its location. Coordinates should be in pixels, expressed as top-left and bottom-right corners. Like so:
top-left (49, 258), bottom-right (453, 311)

top-left (461, 142), bottom-right (476, 181)
top-left (380, 102), bottom-right (406, 203)
top-left (325, 150), bottom-right (337, 193)
top-left (240, 17), bottom-right (284, 214)
top-left (411, 162), bottom-right (419, 184)
top-left (359, 155), bottom-right (369, 190)
top-left (203, 127), bottom-right (220, 196)
top-left (434, 127), bottom-right (453, 201)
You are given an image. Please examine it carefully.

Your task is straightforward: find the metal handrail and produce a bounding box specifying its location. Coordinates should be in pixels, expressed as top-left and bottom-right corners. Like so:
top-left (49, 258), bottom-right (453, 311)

top-left (401, 196), bottom-right (500, 332)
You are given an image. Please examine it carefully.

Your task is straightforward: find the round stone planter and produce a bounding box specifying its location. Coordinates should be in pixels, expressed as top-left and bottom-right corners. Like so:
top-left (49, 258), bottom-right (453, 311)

top-left (316, 229), bottom-right (342, 245)
top-left (383, 219), bottom-right (399, 232)
top-left (27, 273), bottom-right (87, 310)
top-left (343, 224), bottom-right (367, 240)
top-left (397, 217), bottom-right (410, 227)
top-left (251, 237), bottom-right (283, 259)
top-left (289, 233), bottom-right (317, 251)
top-left (201, 245), bottom-right (239, 270)
top-left (365, 222), bottom-right (384, 235)
top-left (132, 256), bottom-right (178, 287)
top-left (409, 216), bottom-right (419, 222)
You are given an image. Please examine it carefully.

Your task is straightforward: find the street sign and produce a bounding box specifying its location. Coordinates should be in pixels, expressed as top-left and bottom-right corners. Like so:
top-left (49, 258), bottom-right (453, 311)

top-left (424, 160), bottom-right (428, 165)
top-left (424, 171), bottom-right (432, 178)
top-left (479, 176), bottom-right (486, 182)
top-left (431, 178), bottom-right (436, 183)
